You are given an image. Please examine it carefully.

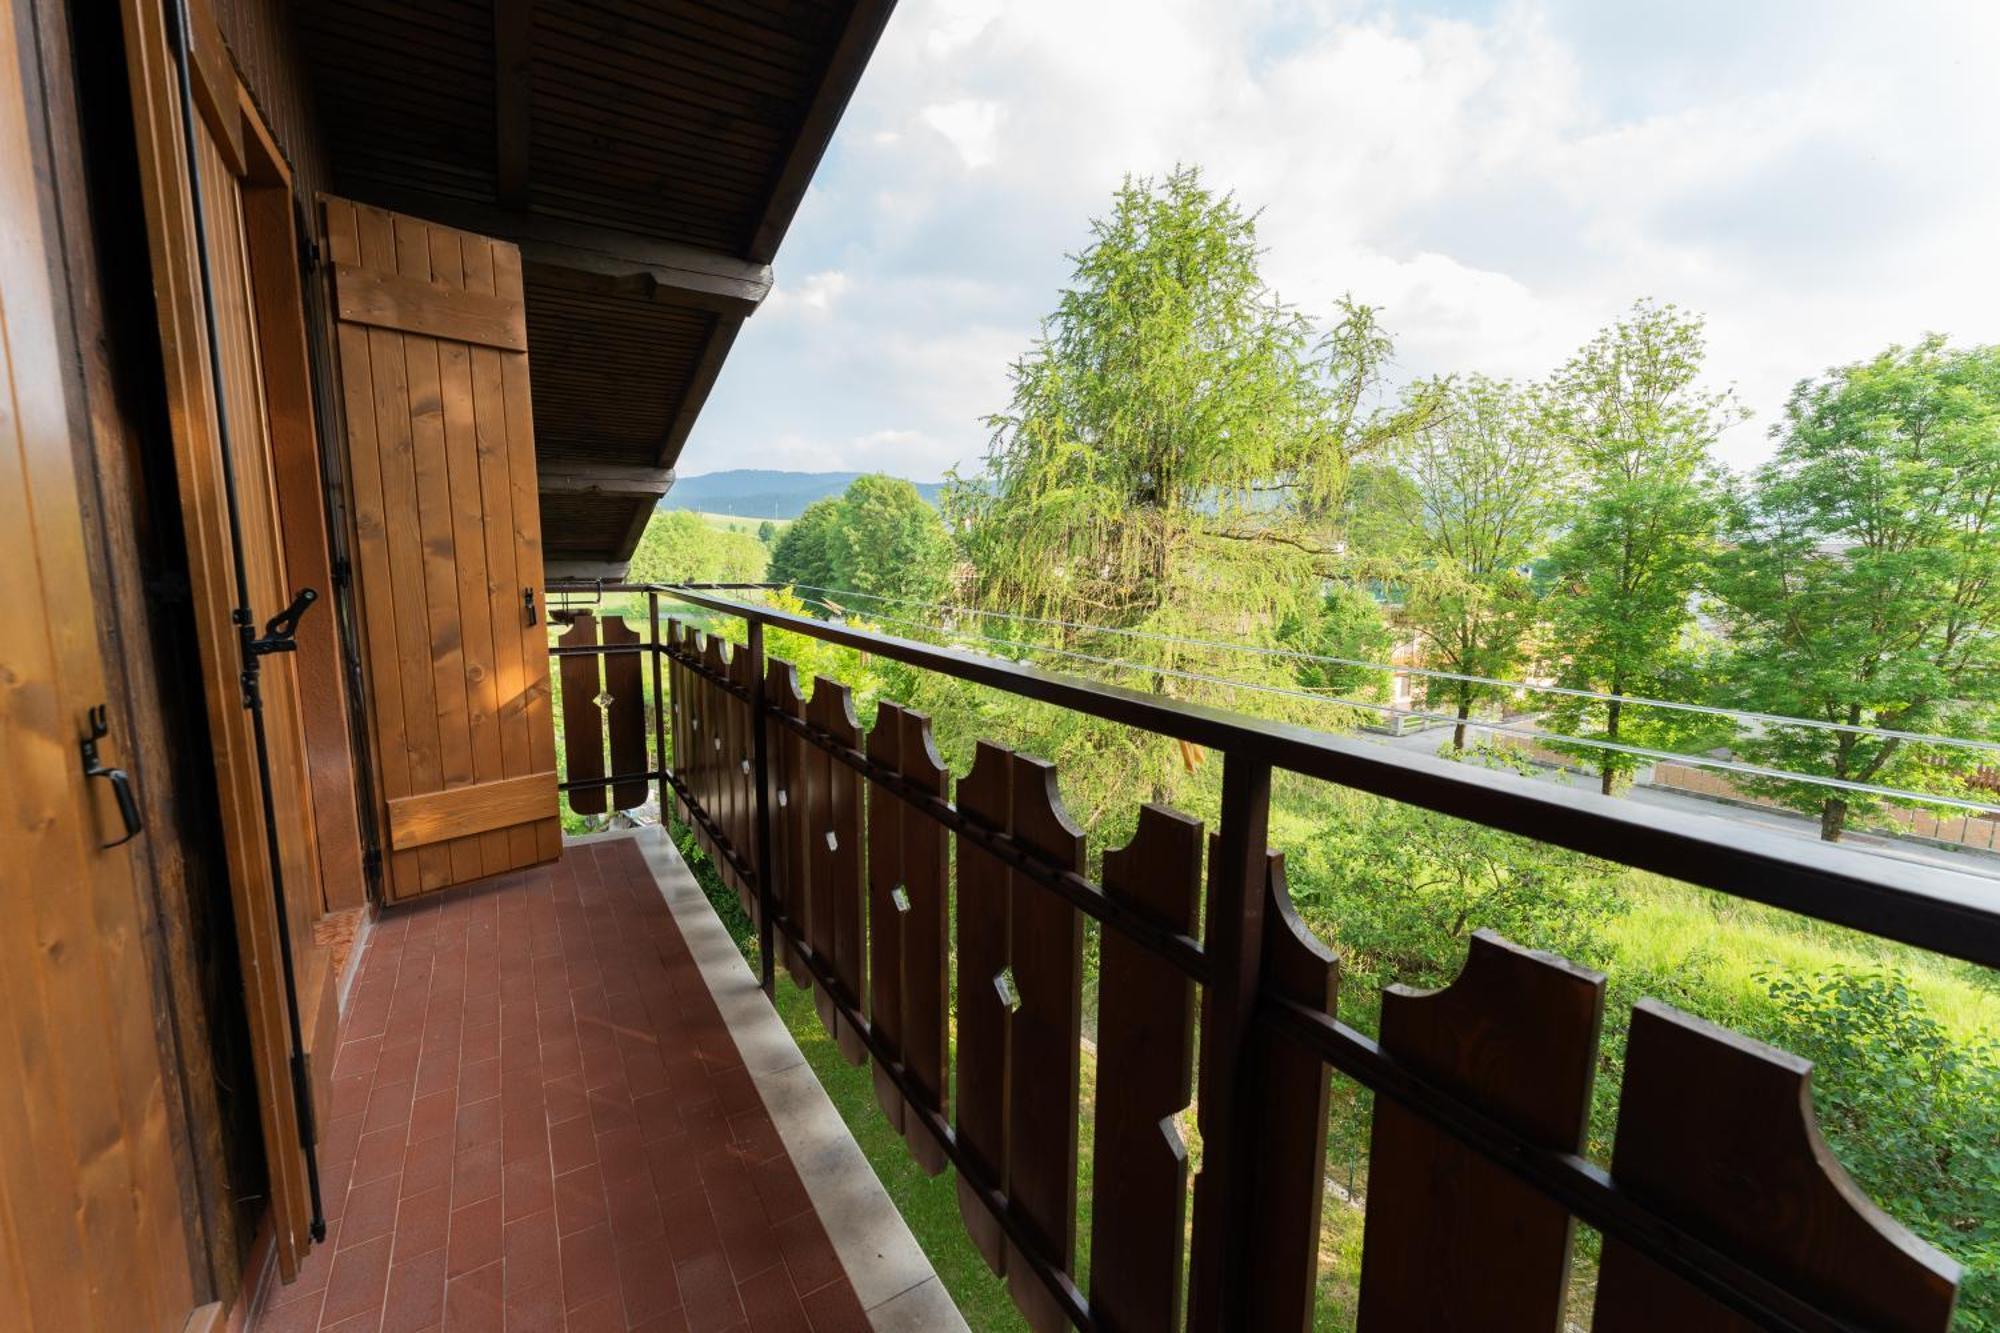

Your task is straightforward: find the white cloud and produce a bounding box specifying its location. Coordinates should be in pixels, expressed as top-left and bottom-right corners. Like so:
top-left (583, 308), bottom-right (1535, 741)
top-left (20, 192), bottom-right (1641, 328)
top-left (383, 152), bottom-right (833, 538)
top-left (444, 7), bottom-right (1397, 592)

top-left (685, 0), bottom-right (2000, 479)
top-left (919, 100), bottom-right (1004, 170)
top-left (763, 270), bottom-right (852, 320)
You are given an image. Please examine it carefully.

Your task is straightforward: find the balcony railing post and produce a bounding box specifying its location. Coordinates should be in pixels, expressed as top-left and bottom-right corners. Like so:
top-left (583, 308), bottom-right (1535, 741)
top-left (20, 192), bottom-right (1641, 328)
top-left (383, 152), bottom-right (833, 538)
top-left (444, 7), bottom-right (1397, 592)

top-left (747, 616), bottom-right (776, 993)
top-left (649, 590), bottom-right (665, 810)
top-left (1186, 751), bottom-right (1274, 1332)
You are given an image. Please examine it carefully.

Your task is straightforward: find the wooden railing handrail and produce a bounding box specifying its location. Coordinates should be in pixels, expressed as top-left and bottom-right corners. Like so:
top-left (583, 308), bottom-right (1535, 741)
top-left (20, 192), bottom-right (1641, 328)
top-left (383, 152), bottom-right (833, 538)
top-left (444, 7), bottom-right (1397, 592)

top-left (546, 581), bottom-right (1978, 1333)
top-left (551, 579), bottom-right (2000, 972)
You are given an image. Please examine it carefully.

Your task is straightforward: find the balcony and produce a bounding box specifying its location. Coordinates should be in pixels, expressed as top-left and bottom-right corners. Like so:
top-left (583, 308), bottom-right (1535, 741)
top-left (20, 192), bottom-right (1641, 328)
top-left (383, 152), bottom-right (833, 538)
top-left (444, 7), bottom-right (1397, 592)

top-left (518, 580), bottom-right (1999, 1332)
top-left (266, 824), bottom-right (964, 1332)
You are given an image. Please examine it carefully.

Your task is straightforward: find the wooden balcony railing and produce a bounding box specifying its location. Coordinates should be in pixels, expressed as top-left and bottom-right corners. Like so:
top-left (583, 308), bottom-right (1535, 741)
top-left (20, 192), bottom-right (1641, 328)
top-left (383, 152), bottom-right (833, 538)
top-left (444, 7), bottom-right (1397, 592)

top-left (546, 580), bottom-right (1997, 1333)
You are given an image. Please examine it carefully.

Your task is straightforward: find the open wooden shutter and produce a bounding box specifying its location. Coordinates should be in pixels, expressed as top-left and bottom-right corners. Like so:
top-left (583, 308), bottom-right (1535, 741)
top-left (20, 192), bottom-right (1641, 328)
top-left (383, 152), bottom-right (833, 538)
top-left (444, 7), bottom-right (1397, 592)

top-left (119, 0), bottom-right (337, 1282)
top-left (321, 197), bottom-right (560, 901)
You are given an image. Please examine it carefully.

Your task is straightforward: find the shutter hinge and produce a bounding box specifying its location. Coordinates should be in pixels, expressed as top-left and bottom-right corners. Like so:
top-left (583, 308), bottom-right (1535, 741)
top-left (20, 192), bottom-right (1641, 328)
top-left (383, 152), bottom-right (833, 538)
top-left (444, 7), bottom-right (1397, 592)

top-left (299, 232), bottom-right (322, 272)
top-left (331, 555), bottom-right (352, 590)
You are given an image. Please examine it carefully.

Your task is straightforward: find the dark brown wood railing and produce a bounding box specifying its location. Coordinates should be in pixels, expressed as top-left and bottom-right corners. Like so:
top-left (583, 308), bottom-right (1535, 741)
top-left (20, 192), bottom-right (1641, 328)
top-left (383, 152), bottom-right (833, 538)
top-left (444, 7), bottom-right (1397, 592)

top-left (549, 580), bottom-right (1992, 1333)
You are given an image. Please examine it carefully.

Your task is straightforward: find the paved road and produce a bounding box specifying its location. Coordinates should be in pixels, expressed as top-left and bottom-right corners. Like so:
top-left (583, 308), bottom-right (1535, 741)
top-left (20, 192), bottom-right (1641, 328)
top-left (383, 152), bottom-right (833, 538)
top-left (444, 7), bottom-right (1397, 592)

top-left (1356, 720), bottom-right (2000, 882)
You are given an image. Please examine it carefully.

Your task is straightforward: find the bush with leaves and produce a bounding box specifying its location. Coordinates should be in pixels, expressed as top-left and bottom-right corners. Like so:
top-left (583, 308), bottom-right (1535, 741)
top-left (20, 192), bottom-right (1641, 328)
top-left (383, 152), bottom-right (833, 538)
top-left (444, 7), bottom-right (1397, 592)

top-left (1755, 965), bottom-right (2000, 1328)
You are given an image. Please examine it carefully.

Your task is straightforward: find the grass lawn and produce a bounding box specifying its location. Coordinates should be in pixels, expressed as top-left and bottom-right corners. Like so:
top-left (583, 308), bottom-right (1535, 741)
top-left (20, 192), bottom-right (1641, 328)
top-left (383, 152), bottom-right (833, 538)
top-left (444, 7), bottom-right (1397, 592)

top-left (770, 981), bottom-right (1031, 1331)
top-left (675, 509), bottom-right (792, 538)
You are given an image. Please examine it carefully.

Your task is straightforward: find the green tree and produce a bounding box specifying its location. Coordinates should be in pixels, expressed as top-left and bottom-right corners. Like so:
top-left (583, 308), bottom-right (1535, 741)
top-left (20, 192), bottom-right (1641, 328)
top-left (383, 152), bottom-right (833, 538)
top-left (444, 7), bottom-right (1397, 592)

top-left (1541, 301), bottom-right (1739, 792)
top-left (1710, 338), bottom-right (2000, 840)
top-left (1277, 583), bottom-right (1395, 697)
top-left (766, 477), bottom-right (952, 616)
top-left (949, 167), bottom-right (1331, 641)
top-left (1396, 376), bottom-right (1566, 748)
top-left (825, 474), bottom-right (953, 608)
top-left (627, 509), bottom-right (767, 584)
top-left (766, 497), bottom-right (843, 608)
top-left (757, 519), bottom-right (778, 545)
top-left (945, 168), bottom-right (1435, 802)
top-left (1338, 461), bottom-right (1424, 568)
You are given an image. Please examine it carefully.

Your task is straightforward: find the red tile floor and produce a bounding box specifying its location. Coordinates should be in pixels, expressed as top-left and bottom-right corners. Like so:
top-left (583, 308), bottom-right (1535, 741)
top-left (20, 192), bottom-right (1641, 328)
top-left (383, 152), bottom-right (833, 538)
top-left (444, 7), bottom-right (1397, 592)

top-left (261, 837), bottom-right (869, 1332)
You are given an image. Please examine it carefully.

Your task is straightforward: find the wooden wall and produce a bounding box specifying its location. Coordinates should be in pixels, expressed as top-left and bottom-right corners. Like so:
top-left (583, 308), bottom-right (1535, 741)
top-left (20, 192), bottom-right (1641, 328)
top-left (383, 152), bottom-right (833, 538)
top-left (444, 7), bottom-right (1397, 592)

top-left (215, 0), bottom-right (329, 202)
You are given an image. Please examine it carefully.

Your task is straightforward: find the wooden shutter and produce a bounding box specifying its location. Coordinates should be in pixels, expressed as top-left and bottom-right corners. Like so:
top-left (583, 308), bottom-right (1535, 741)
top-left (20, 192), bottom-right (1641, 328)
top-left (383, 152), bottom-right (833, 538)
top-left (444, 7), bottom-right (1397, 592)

top-left (0, 9), bottom-right (198, 1324)
top-left (321, 197), bottom-right (560, 900)
top-left (119, 0), bottom-right (333, 1282)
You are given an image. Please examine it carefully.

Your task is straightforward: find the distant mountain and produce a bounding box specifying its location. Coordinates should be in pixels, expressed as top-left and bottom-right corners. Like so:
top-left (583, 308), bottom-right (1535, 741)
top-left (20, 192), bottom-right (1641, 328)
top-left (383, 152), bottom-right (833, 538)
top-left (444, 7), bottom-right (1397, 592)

top-left (661, 469), bottom-right (945, 519)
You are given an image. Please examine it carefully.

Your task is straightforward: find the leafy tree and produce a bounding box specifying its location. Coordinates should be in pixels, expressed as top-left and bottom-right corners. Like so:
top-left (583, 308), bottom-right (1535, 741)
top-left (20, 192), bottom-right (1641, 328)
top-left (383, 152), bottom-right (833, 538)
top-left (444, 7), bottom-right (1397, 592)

top-left (1395, 376), bottom-right (1566, 748)
top-left (944, 170), bottom-right (1435, 802)
top-left (1710, 338), bottom-right (2000, 840)
top-left (757, 519), bottom-right (778, 545)
top-left (949, 167), bottom-right (1331, 643)
top-left (1277, 583), bottom-right (1395, 697)
top-left (1338, 461), bottom-right (1425, 569)
top-left (766, 477), bottom-right (952, 616)
top-left (627, 509), bottom-right (767, 585)
top-left (766, 497), bottom-right (843, 607)
top-left (1540, 301), bottom-right (1740, 792)
top-left (825, 474), bottom-right (954, 608)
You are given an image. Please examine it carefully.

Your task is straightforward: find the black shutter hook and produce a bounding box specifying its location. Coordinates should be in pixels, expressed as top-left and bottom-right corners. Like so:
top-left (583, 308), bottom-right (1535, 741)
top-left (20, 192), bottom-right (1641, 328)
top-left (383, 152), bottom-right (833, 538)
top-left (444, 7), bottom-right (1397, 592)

top-left (80, 704), bottom-right (143, 849)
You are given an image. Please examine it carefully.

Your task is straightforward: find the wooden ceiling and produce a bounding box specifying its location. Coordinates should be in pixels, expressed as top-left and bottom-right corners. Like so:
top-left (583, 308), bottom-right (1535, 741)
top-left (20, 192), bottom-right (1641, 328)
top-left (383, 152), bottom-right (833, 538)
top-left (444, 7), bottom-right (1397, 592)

top-left (294, 0), bottom-right (893, 571)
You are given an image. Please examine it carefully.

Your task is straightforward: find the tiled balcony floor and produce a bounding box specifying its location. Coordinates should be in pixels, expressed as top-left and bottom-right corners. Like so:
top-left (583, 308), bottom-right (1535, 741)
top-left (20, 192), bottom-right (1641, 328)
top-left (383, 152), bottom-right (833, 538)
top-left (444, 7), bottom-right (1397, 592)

top-left (262, 838), bottom-right (868, 1332)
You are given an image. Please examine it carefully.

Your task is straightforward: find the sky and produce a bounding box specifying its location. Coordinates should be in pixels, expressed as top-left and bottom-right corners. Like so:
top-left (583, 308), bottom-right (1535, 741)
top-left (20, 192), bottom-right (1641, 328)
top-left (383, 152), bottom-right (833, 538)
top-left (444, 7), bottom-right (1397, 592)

top-left (678, 0), bottom-right (2000, 482)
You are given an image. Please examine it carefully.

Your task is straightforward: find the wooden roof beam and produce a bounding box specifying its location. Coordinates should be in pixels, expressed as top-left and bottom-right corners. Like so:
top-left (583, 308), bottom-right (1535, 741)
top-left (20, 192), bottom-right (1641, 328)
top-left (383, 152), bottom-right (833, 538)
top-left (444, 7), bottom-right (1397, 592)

top-left (341, 190), bottom-right (773, 318)
top-left (537, 462), bottom-right (676, 498)
top-left (494, 0), bottom-right (532, 208)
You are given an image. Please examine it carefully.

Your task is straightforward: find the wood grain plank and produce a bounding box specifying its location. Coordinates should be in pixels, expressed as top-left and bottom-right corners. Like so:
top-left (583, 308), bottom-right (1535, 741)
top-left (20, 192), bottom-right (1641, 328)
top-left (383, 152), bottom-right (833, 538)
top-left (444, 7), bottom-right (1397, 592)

top-left (429, 225), bottom-right (510, 876)
top-left (953, 741), bottom-right (1013, 1276)
top-left (767, 657), bottom-right (813, 988)
top-left (1357, 932), bottom-right (1604, 1331)
top-left (713, 637), bottom-right (742, 901)
top-left (733, 645), bottom-right (759, 888)
top-left (1593, 1002), bottom-right (1959, 1332)
top-left (559, 613), bottom-right (607, 815)
top-left (865, 702), bottom-right (908, 1134)
top-left (331, 261), bottom-right (528, 349)
top-left (387, 771), bottom-right (561, 848)
top-left (897, 709), bottom-right (951, 1176)
top-left (117, 0), bottom-right (315, 1274)
top-left (492, 240), bottom-right (560, 863)
top-left (1089, 804), bottom-right (1203, 1333)
top-left (195, 110), bottom-right (322, 1269)
top-left (245, 171), bottom-right (363, 912)
top-left (0, 16), bottom-right (191, 1316)
top-left (395, 213), bottom-right (482, 885)
top-left (324, 197), bottom-right (421, 900)
top-left (355, 202), bottom-right (452, 893)
top-left (807, 676), bottom-right (866, 1063)
top-left (1240, 856), bottom-right (1338, 1332)
top-left (604, 615), bottom-right (648, 810)
top-left (461, 232), bottom-right (536, 871)
top-left (1003, 754), bottom-right (1086, 1332)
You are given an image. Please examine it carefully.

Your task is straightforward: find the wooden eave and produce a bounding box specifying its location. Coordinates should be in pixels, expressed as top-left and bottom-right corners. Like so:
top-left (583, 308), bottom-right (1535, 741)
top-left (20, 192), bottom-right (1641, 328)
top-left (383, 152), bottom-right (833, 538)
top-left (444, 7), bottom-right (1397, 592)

top-left (293, 0), bottom-right (894, 570)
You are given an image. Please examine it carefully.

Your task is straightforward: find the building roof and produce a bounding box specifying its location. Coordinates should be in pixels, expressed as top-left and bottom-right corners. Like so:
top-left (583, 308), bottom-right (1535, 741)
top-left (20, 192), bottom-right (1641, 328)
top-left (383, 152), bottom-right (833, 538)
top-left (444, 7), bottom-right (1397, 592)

top-left (294, 0), bottom-right (893, 573)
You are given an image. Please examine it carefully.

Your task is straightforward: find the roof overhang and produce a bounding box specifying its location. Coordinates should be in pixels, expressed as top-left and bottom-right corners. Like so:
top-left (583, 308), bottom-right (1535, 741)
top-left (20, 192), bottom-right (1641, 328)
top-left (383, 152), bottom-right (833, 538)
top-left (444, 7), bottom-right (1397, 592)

top-left (294, 0), bottom-right (895, 572)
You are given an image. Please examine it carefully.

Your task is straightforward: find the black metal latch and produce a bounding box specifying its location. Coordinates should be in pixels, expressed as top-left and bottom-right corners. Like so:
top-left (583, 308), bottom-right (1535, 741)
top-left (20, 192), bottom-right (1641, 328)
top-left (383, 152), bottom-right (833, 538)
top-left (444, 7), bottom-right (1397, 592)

top-left (248, 587), bottom-right (318, 657)
top-left (80, 704), bottom-right (143, 849)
